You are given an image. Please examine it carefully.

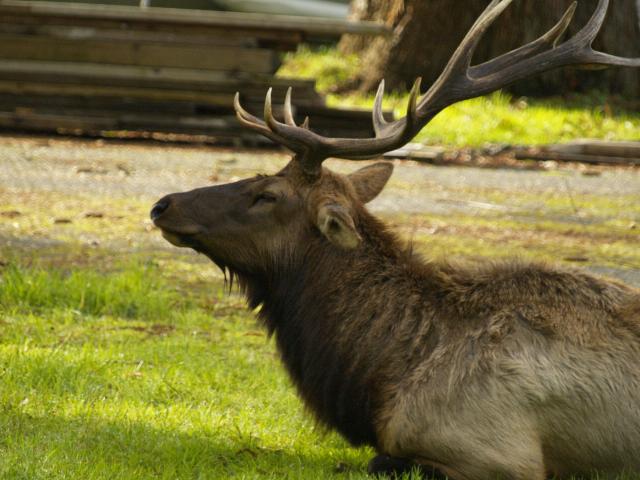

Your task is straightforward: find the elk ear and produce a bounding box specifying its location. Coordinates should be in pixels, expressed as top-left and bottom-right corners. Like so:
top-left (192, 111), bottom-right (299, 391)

top-left (348, 162), bottom-right (394, 204)
top-left (317, 203), bottom-right (361, 250)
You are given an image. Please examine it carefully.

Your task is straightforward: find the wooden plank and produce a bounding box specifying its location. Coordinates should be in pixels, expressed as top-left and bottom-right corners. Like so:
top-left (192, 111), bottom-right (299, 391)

top-left (0, 83), bottom-right (322, 115)
top-left (581, 141), bottom-right (640, 158)
top-left (0, 14), bottom-right (303, 49)
top-left (0, 91), bottom-right (292, 123)
top-left (0, 1), bottom-right (391, 37)
top-left (544, 139), bottom-right (640, 158)
top-left (0, 61), bottom-right (324, 104)
top-left (514, 149), bottom-right (640, 165)
top-left (0, 23), bottom-right (260, 47)
top-left (0, 110), bottom-right (118, 130)
top-left (0, 93), bottom-right (377, 131)
top-left (0, 13), bottom-right (303, 49)
top-left (0, 108), bottom-right (375, 142)
top-left (0, 80), bottom-right (229, 106)
top-left (0, 33), bottom-right (280, 73)
top-left (0, 107), bottom-right (377, 144)
top-left (0, 91), bottom-right (199, 115)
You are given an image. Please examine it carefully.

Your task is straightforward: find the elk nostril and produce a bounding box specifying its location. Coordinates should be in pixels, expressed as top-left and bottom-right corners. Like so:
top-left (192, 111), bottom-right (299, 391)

top-left (150, 199), bottom-right (170, 221)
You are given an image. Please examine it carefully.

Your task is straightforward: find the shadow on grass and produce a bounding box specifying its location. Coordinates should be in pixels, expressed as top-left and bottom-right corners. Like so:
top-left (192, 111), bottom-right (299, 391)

top-left (1, 409), bottom-right (352, 479)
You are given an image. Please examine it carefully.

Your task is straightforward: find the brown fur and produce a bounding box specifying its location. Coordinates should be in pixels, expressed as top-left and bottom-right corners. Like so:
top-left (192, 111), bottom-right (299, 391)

top-left (152, 160), bottom-right (640, 479)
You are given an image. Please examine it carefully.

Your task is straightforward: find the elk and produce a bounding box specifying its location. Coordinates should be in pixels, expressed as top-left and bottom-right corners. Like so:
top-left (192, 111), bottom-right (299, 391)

top-left (151, 0), bottom-right (640, 478)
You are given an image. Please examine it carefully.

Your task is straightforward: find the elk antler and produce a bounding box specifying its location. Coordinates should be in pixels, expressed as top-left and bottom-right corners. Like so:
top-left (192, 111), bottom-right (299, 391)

top-left (234, 0), bottom-right (640, 176)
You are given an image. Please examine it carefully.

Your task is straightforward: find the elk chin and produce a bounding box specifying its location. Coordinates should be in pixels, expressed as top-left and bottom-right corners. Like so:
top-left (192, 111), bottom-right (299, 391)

top-left (160, 230), bottom-right (193, 248)
top-left (154, 221), bottom-right (204, 248)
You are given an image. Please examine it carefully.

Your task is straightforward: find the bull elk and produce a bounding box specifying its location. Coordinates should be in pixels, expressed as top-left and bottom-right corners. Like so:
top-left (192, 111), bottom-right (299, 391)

top-left (151, 0), bottom-right (640, 478)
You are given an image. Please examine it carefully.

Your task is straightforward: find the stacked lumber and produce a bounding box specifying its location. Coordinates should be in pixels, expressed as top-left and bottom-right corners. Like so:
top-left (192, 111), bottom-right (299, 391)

top-left (515, 140), bottom-right (640, 166)
top-left (0, 1), bottom-right (390, 143)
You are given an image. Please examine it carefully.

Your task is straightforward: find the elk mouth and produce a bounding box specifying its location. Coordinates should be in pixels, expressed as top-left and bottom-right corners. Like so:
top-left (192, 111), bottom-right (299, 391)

top-left (153, 222), bottom-right (204, 248)
top-left (153, 219), bottom-right (204, 247)
top-left (154, 224), bottom-right (225, 269)
top-left (159, 229), bottom-right (193, 248)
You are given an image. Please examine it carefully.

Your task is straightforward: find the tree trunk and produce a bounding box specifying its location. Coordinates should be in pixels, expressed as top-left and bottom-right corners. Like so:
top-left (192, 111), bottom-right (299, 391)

top-left (339, 0), bottom-right (640, 97)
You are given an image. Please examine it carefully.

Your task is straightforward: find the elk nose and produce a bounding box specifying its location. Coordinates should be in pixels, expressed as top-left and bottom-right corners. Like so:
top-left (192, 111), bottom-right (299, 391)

top-left (150, 198), bottom-right (170, 221)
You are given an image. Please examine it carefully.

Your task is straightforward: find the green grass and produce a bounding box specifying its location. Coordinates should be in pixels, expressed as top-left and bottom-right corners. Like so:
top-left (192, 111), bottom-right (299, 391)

top-left (0, 262), bottom-right (181, 319)
top-left (278, 46), bottom-right (640, 147)
top-left (1, 139), bottom-right (639, 478)
top-left (1, 261), bottom-right (403, 479)
top-left (278, 45), bottom-right (361, 94)
top-left (2, 235), bottom-right (638, 479)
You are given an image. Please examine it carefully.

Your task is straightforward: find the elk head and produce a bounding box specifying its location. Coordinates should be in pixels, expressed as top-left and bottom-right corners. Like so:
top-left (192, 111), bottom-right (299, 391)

top-left (150, 159), bottom-right (393, 275)
top-left (151, 0), bottom-right (639, 277)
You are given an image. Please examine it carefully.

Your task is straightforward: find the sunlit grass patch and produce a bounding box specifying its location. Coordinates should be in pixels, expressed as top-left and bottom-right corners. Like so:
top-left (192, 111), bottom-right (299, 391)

top-left (0, 261), bottom-right (388, 480)
top-left (421, 93), bottom-right (640, 147)
top-left (0, 261), bottom-right (183, 320)
top-left (278, 45), bottom-right (360, 93)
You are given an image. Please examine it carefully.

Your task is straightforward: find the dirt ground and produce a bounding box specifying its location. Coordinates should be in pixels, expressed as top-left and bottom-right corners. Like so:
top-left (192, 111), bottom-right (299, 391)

top-left (1, 133), bottom-right (639, 286)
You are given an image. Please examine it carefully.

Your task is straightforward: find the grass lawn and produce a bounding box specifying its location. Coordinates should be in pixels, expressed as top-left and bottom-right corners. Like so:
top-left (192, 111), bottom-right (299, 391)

top-left (1, 171), bottom-right (639, 479)
top-left (278, 46), bottom-right (640, 147)
top-left (0, 131), bottom-right (639, 477)
top-left (0, 258), bottom-right (389, 479)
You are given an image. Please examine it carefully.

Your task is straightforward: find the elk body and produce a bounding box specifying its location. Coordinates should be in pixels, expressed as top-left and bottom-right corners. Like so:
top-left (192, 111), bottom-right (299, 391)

top-left (151, 1), bottom-right (640, 478)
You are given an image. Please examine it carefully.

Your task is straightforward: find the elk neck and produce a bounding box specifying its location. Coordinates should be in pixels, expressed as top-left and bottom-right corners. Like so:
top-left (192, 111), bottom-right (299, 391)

top-left (232, 207), bottom-right (443, 447)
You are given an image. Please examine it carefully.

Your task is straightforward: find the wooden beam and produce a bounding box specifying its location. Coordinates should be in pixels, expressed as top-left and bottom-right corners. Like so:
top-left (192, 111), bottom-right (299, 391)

top-left (0, 1), bottom-right (390, 37)
top-left (0, 23), bottom-right (260, 47)
top-left (514, 149), bottom-right (640, 165)
top-left (0, 61), bottom-right (324, 105)
top-left (0, 108), bottom-right (377, 141)
top-left (0, 14), bottom-right (303, 50)
top-left (543, 140), bottom-right (640, 159)
top-left (0, 33), bottom-right (281, 73)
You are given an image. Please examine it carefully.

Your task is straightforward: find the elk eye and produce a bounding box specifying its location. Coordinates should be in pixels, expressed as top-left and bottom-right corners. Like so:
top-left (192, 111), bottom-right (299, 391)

top-left (252, 192), bottom-right (278, 206)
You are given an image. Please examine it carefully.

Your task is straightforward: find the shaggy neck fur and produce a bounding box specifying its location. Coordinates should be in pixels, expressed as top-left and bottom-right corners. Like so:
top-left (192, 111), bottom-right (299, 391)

top-left (232, 208), bottom-right (439, 447)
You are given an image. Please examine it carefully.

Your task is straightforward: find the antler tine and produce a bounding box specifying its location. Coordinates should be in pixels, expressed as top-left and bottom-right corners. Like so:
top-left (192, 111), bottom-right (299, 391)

top-left (234, 92), bottom-right (287, 144)
top-left (283, 87), bottom-right (297, 127)
top-left (235, 91), bottom-right (313, 151)
top-left (470, 1), bottom-right (577, 78)
top-left (372, 79), bottom-right (388, 136)
top-left (261, 88), bottom-right (328, 158)
top-left (544, 1), bottom-right (576, 48)
top-left (263, 88), bottom-right (300, 142)
top-left (579, 0), bottom-right (608, 45)
top-left (371, 77), bottom-right (421, 141)
top-left (234, 92), bottom-right (264, 128)
top-left (417, 0), bottom-right (513, 114)
top-left (264, 88), bottom-right (276, 129)
top-left (405, 77), bottom-right (421, 131)
top-left (455, 0), bottom-right (514, 71)
top-left (567, 0), bottom-right (640, 68)
top-left (301, 116), bottom-right (310, 130)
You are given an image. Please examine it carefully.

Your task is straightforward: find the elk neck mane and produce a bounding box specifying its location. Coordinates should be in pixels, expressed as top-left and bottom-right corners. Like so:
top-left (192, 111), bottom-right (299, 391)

top-left (223, 205), bottom-right (440, 447)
